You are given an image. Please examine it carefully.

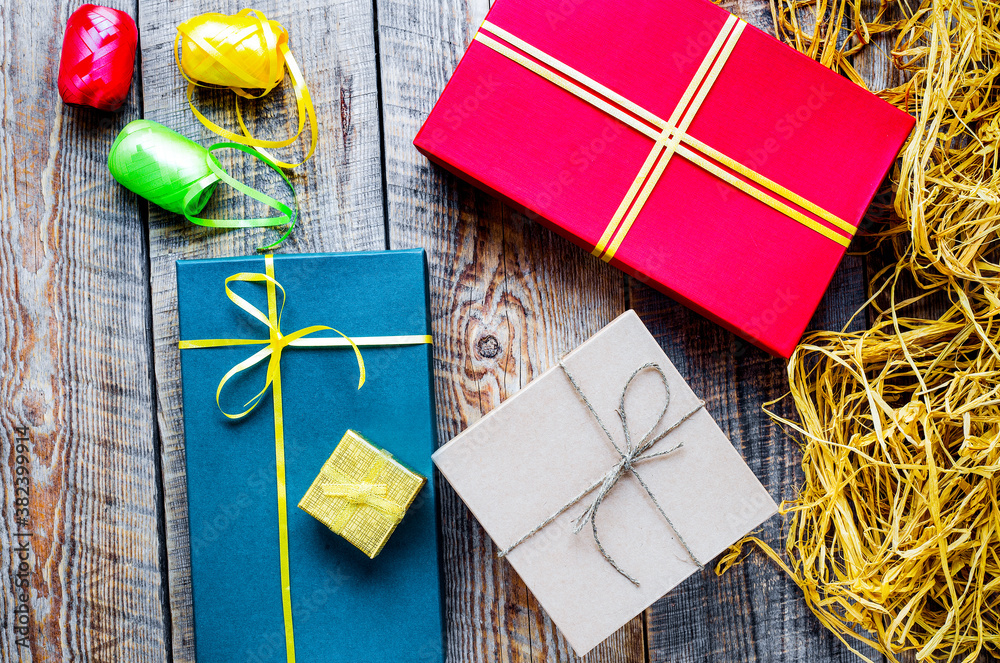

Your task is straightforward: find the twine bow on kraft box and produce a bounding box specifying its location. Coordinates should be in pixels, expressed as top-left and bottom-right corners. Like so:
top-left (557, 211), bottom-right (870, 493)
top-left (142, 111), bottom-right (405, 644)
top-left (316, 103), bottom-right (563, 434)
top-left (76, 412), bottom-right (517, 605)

top-left (175, 251), bottom-right (444, 663)
top-left (432, 310), bottom-right (778, 656)
top-left (415, 0), bottom-right (915, 358)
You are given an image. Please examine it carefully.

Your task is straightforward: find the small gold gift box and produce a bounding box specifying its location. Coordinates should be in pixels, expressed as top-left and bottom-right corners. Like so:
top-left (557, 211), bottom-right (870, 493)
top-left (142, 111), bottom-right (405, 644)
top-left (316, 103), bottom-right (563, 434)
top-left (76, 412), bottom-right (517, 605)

top-left (298, 430), bottom-right (425, 558)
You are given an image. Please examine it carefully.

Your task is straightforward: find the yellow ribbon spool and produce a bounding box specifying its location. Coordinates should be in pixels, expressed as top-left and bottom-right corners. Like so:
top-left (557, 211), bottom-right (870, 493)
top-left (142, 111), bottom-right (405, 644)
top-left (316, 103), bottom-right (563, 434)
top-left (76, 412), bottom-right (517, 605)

top-left (175, 9), bottom-right (317, 169)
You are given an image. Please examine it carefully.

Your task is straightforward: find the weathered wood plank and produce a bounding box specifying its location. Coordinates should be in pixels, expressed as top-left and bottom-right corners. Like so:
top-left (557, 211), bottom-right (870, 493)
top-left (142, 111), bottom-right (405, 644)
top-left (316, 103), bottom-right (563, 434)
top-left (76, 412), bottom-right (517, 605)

top-left (137, 0), bottom-right (387, 659)
top-left (858, 7), bottom-right (988, 662)
top-left (639, 0), bottom-right (897, 660)
top-left (0, 1), bottom-right (167, 661)
top-left (634, 263), bottom-right (885, 663)
top-left (375, 0), bottom-right (644, 661)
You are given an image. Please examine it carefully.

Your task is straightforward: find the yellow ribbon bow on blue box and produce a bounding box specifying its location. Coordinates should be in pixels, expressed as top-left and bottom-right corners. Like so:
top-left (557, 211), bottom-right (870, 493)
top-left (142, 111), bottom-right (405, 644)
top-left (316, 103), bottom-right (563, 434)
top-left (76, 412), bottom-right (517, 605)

top-left (176, 251), bottom-right (442, 663)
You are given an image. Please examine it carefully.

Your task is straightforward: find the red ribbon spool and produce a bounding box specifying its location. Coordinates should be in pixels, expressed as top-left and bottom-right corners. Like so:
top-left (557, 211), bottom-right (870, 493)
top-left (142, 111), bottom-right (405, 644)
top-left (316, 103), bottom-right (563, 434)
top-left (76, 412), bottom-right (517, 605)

top-left (58, 4), bottom-right (138, 111)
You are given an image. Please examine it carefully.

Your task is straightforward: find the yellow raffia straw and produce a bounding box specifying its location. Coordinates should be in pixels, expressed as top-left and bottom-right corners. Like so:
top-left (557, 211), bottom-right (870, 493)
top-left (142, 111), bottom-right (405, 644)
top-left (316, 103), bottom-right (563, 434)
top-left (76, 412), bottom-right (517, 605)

top-left (720, 262), bottom-right (1000, 663)
top-left (716, 1), bottom-right (1000, 661)
top-left (880, 1), bottom-right (1000, 290)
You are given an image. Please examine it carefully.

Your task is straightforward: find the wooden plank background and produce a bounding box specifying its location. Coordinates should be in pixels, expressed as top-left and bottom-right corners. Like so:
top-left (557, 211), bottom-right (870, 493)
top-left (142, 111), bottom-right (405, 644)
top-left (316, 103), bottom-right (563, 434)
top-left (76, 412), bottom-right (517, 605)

top-left (0, 0), bottom-right (958, 661)
top-left (0, 1), bottom-right (168, 661)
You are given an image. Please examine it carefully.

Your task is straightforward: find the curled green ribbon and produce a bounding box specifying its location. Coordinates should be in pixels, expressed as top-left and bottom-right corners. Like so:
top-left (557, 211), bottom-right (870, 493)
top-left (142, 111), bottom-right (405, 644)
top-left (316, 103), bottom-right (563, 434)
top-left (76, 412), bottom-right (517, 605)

top-left (108, 119), bottom-right (296, 249)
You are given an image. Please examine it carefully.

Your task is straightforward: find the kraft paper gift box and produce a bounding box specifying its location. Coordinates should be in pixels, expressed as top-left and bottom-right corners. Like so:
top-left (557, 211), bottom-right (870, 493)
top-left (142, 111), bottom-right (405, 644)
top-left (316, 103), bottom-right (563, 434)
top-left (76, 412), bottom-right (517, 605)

top-left (432, 310), bottom-right (778, 655)
top-left (415, 0), bottom-right (915, 357)
top-left (176, 251), bottom-right (444, 663)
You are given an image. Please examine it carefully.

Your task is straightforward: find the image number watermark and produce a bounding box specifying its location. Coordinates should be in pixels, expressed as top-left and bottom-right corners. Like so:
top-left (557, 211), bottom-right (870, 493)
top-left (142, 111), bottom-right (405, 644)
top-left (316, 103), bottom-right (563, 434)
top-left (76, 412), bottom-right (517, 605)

top-left (10, 425), bottom-right (33, 649)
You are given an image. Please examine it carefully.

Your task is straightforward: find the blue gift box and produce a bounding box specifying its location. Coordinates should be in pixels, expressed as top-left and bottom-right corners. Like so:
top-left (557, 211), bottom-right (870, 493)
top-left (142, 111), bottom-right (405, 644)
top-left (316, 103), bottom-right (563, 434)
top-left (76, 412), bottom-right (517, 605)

top-left (176, 250), bottom-right (444, 663)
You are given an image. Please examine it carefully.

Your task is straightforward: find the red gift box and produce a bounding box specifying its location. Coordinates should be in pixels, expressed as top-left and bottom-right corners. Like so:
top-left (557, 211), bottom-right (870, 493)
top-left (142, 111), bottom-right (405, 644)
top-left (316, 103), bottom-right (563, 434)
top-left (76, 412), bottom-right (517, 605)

top-left (415, 0), bottom-right (914, 357)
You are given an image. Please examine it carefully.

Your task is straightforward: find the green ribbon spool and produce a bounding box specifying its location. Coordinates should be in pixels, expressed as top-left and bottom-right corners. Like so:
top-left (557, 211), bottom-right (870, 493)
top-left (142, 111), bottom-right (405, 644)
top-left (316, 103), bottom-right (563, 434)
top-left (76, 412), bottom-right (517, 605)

top-left (108, 119), bottom-right (296, 249)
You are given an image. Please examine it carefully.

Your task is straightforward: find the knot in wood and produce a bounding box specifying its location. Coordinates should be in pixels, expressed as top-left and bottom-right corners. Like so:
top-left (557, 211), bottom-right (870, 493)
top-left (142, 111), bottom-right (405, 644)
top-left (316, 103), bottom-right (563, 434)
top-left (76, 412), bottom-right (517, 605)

top-left (477, 334), bottom-right (502, 359)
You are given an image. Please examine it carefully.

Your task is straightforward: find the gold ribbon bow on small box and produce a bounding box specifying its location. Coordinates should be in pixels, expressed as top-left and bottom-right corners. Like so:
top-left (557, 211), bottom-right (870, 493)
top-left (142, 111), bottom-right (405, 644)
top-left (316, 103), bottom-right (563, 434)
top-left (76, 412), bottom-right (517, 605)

top-left (299, 430), bottom-right (425, 558)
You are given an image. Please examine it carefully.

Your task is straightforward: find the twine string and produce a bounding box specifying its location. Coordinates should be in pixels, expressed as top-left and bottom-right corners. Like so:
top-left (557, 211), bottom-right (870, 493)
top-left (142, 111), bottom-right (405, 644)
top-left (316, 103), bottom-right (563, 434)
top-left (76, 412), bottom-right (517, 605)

top-left (498, 360), bottom-right (705, 586)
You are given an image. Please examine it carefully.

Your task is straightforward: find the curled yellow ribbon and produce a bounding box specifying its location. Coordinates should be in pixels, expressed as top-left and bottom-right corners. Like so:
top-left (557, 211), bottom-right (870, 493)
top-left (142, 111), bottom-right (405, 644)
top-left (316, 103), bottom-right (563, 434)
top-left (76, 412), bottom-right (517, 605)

top-left (175, 9), bottom-right (317, 169)
top-left (205, 268), bottom-right (365, 419)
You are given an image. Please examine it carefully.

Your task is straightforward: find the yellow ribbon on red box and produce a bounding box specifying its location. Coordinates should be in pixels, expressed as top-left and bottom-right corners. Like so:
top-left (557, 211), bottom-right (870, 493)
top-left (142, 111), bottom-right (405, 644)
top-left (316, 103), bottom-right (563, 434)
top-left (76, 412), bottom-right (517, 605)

top-left (474, 15), bottom-right (856, 258)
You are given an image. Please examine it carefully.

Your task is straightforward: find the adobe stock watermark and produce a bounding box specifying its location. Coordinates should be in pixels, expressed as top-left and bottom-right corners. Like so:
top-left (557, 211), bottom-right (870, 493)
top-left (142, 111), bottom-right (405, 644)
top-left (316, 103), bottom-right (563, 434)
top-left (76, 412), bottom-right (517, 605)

top-left (715, 82), bottom-right (836, 203)
top-left (186, 427), bottom-right (440, 561)
top-left (543, 0), bottom-right (594, 29)
top-left (671, 17), bottom-right (738, 73)
top-left (526, 118), bottom-right (626, 218)
top-left (501, 484), bottom-right (699, 577)
top-left (188, 438), bottom-right (313, 557)
top-left (241, 554), bottom-right (445, 663)
top-left (419, 73), bottom-right (502, 153)
top-left (703, 286), bottom-right (803, 361)
top-left (422, 0), bottom-right (595, 157)
top-left (9, 425), bottom-right (33, 650)
top-left (744, 287), bottom-right (802, 345)
top-left (243, 562), bottom-right (349, 663)
top-left (723, 488), bottom-right (779, 531)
